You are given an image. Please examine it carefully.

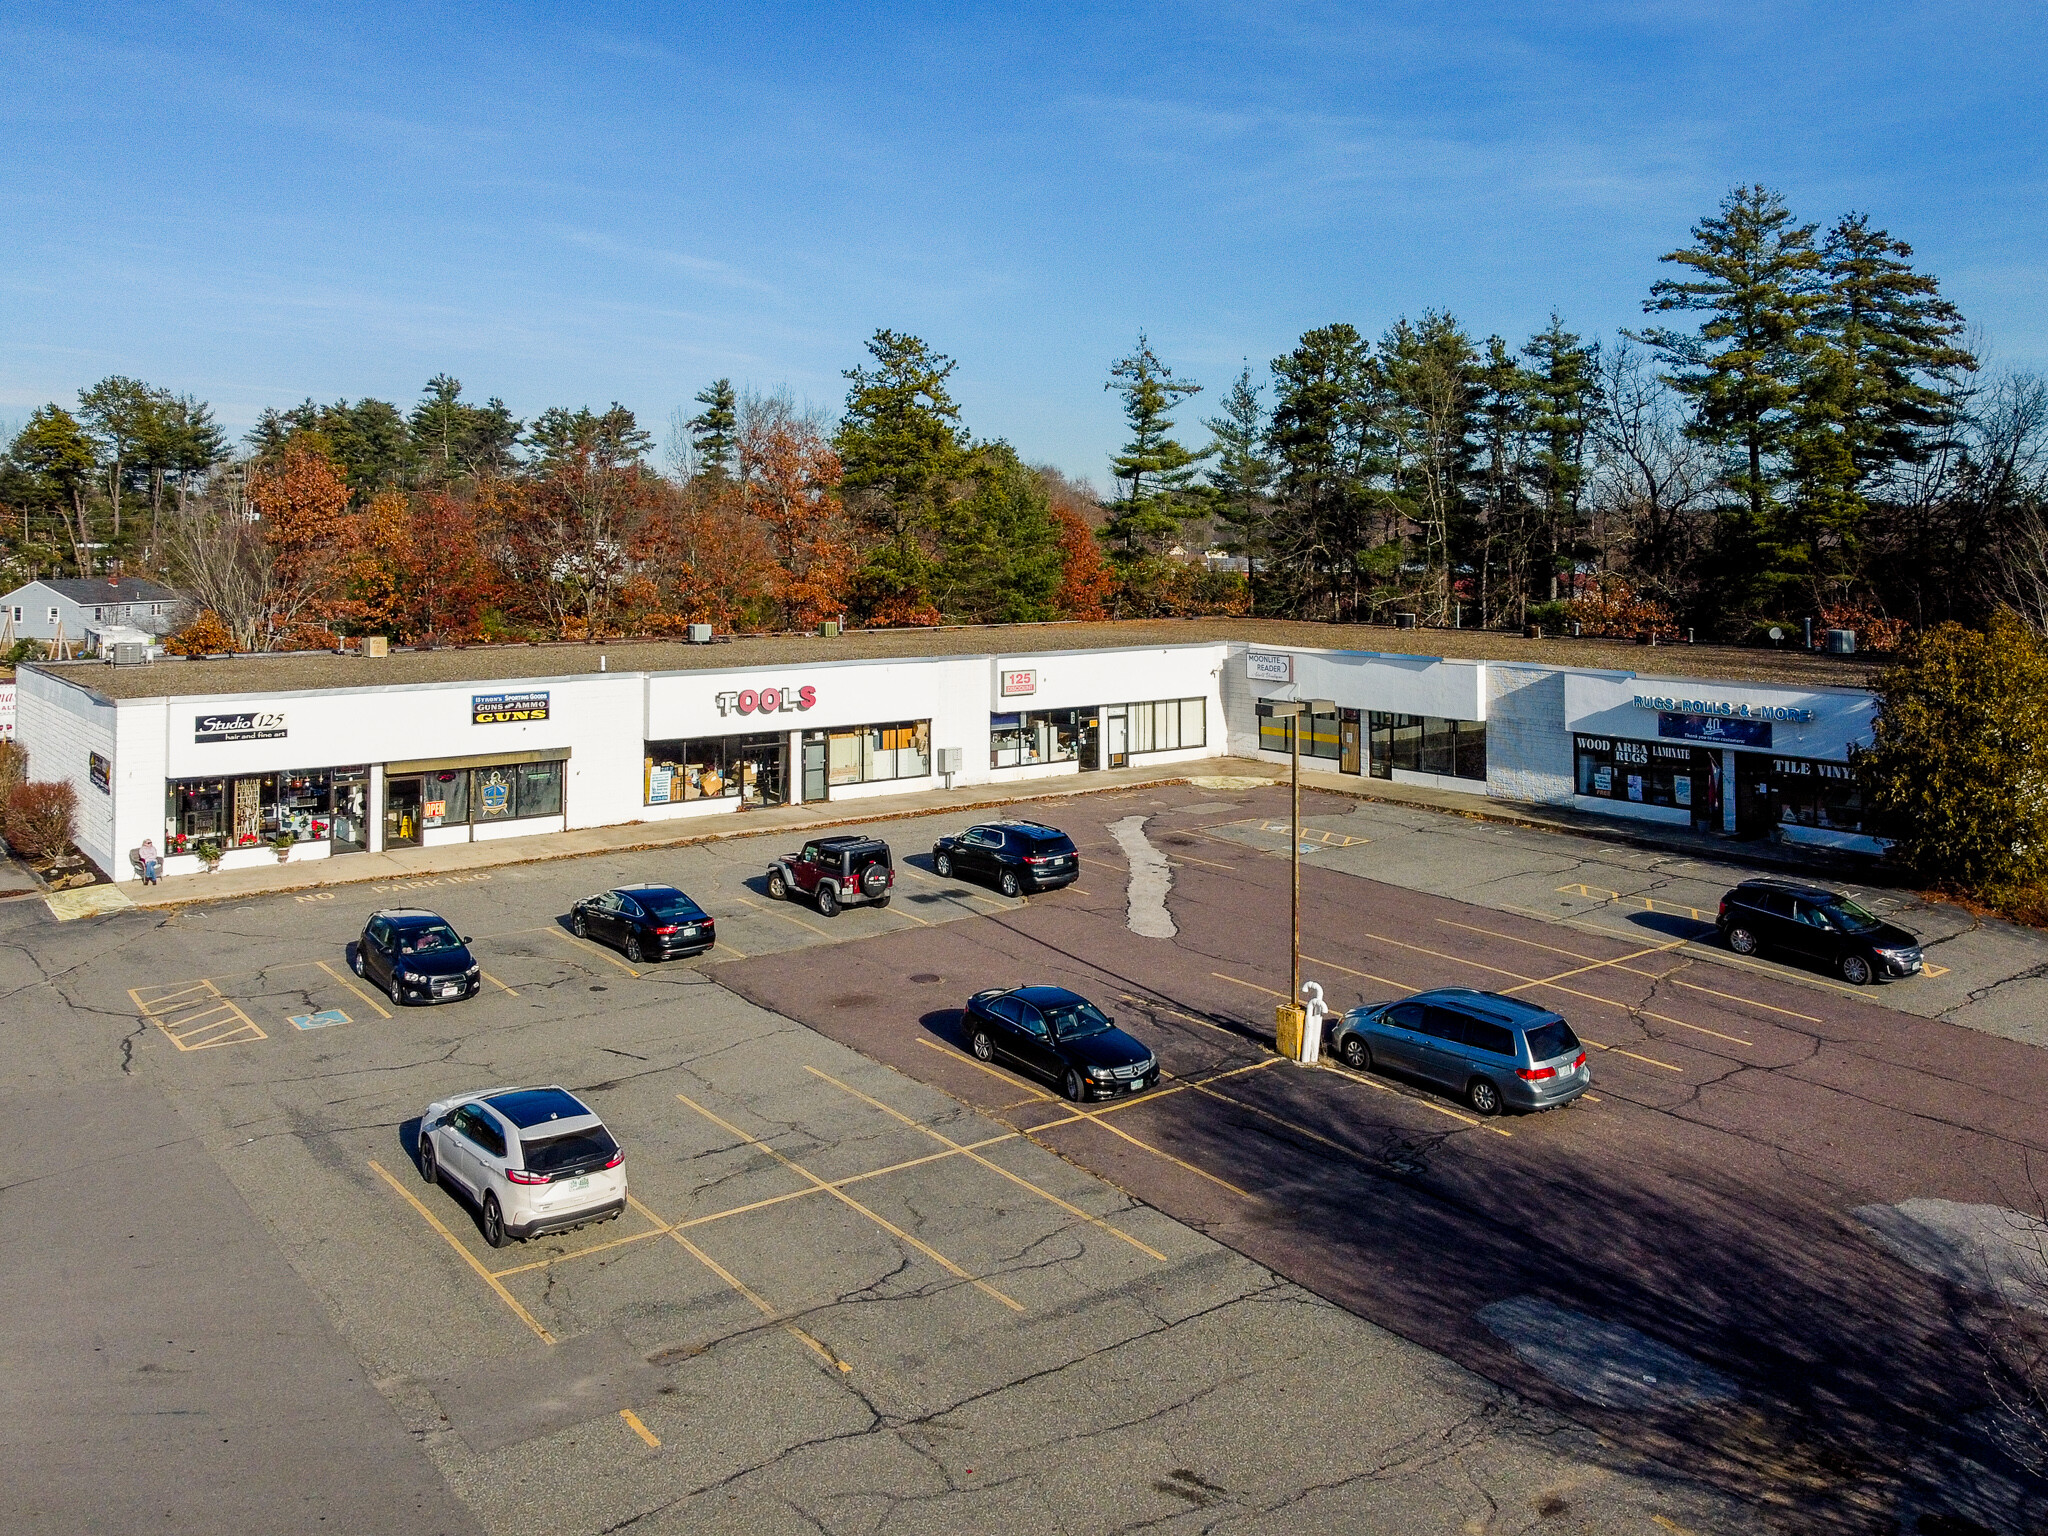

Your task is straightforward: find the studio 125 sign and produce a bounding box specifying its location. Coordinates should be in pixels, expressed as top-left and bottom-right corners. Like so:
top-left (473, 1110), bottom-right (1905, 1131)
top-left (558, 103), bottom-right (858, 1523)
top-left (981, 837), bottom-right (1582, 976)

top-left (195, 710), bottom-right (286, 744)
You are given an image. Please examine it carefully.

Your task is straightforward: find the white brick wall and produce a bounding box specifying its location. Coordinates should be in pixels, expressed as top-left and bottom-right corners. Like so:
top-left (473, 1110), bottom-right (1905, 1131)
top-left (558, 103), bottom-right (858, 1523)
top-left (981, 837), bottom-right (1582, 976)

top-left (1484, 666), bottom-right (1573, 805)
top-left (15, 668), bottom-right (121, 872)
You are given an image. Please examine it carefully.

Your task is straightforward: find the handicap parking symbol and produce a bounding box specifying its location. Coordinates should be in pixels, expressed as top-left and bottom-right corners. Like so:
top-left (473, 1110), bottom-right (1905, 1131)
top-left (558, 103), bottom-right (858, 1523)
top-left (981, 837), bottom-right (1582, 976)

top-left (289, 1008), bottom-right (350, 1030)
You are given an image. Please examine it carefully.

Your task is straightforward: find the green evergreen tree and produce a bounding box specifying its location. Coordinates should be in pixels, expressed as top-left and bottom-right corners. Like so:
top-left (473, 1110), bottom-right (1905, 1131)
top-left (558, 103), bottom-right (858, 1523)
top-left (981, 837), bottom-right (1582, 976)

top-left (1204, 366), bottom-right (1273, 559)
top-left (410, 375), bottom-right (470, 479)
top-left (687, 378), bottom-right (739, 481)
top-left (77, 376), bottom-right (155, 542)
top-left (1380, 312), bottom-right (1480, 624)
top-left (933, 444), bottom-right (1064, 623)
top-left (1102, 335), bottom-right (1211, 558)
top-left (9, 405), bottom-right (100, 572)
top-left (1472, 336), bottom-right (1536, 624)
top-left (1267, 324), bottom-right (1386, 619)
top-left (1521, 317), bottom-right (1600, 604)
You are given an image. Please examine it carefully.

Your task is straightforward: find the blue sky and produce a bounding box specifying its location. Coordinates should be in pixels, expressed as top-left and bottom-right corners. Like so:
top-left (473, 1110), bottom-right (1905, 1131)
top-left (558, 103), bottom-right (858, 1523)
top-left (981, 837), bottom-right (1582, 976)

top-left (3, 3), bottom-right (2041, 483)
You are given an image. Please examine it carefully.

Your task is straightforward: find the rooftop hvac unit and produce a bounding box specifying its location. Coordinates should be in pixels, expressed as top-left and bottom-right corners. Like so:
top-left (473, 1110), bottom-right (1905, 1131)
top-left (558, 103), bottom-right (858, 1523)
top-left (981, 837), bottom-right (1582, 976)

top-left (1824, 628), bottom-right (1857, 655)
top-left (109, 642), bottom-right (148, 666)
top-left (687, 623), bottom-right (713, 644)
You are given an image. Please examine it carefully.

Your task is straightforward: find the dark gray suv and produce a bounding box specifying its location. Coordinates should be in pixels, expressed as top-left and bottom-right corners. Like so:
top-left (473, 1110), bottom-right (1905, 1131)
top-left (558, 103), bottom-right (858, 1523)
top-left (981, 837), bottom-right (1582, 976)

top-left (1327, 988), bottom-right (1590, 1116)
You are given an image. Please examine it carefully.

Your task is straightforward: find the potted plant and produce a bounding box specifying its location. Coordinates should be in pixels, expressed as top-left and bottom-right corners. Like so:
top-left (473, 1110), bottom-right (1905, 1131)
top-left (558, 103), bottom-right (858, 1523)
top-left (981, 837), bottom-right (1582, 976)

top-left (270, 830), bottom-right (297, 863)
top-left (194, 838), bottom-right (223, 872)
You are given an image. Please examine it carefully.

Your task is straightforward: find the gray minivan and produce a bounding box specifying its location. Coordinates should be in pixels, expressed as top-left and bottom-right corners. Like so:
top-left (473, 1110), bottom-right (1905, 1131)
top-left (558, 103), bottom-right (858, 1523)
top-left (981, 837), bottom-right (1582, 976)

top-left (1327, 988), bottom-right (1590, 1116)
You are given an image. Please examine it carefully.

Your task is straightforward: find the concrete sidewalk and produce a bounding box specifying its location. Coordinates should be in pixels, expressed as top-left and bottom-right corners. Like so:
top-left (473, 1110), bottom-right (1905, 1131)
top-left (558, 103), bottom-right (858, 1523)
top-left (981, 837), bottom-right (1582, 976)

top-left (62, 752), bottom-right (1878, 919)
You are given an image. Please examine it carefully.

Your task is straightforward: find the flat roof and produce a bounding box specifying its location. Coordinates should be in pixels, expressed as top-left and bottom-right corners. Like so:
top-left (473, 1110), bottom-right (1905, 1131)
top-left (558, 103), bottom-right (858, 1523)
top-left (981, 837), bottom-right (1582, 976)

top-left (28, 618), bottom-right (1879, 702)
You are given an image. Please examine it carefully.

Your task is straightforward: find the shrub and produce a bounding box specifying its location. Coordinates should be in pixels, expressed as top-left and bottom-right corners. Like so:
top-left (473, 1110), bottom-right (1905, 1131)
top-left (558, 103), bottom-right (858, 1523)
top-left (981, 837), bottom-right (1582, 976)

top-left (1860, 613), bottom-right (2048, 903)
top-left (163, 609), bottom-right (236, 656)
top-left (4, 780), bottom-right (78, 864)
top-left (0, 739), bottom-right (26, 802)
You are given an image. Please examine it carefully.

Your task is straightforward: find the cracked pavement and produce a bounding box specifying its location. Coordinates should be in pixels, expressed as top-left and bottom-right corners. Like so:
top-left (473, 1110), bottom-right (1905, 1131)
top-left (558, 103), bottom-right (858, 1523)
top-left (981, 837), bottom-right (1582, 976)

top-left (4, 782), bottom-right (2044, 1533)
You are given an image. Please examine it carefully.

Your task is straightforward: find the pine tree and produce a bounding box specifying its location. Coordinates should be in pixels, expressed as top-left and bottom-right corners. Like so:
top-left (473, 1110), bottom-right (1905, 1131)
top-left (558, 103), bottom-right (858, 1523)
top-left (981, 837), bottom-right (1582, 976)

top-left (1521, 316), bottom-right (1600, 603)
top-left (687, 379), bottom-right (738, 481)
top-left (1101, 335), bottom-right (1210, 557)
top-left (1204, 366), bottom-right (1273, 560)
top-left (1267, 324), bottom-right (1384, 619)
top-left (1472, 337), bottom-right (1535, 624)
top-left (1381, 313), bottom-right (1479, 624)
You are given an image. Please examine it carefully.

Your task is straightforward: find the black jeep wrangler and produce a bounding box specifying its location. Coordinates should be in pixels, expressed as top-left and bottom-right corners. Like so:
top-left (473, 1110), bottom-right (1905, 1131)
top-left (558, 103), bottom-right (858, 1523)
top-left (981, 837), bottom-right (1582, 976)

top-left (766, 835), bottom-right (894, 917)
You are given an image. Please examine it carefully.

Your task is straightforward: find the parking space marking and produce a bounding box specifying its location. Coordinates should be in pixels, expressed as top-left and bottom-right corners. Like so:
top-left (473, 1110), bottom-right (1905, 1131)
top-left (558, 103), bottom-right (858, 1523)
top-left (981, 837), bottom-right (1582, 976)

top-left (479, 970), bottom-right (518, 995)
top-left (732, 893), bottom-right (837, 942)
top-left (1117, 990), bottom-right (1254, 1044)
top-left (712, 940), bottom-right (749, 959)
top-left (1254, 820), bottom-right (1368, 847)
top-left (548, 926), bottom-right (641, 976)
top-left (1170, 852), bottom-right (1237, 872)
top-left (1556, 882), bottom-right (1713, 922)
top-left (675, 1092), bottom-right (1026, 1313)
top-left (316, 959), bottom-right (394, 1019)
top-left (130, 980), bottom-right (268, 1050)
top-left (1499, 939), bottom-right (1690, 995)
top-left (917, 1035), bottom-right (1057, 1102)
top-left (289, 1009), bottom-right (350, 1030)
top-left (367, 1159), bottom-right (556, 1344)
top-left (620, 1409), bottom-right (660, 1448)
top-left (804, 1066), bottom-right (1169, 1262)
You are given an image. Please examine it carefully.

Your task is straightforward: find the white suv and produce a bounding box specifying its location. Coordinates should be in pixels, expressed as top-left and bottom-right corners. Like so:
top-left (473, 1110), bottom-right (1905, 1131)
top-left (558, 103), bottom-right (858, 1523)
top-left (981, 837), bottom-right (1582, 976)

top-left (417, 1086), bottom-right (627, 1247)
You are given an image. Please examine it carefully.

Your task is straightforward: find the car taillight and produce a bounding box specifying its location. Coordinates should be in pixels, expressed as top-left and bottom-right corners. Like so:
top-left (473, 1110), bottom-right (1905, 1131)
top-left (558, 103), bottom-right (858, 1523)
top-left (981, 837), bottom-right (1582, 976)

top-left (506, 1167), bottom-right (548, 1184)
top-left (1718, 898), bottom-right (1728, 917)
top-left (603, 1148), bottom-right (624, 1169)
top-left (1572, 1052), bottom-right (1587, 1070)
top-left (1516, 1065), bottom-right (1557, 1081)
top-left (655, 924), bottom-right (681, 935)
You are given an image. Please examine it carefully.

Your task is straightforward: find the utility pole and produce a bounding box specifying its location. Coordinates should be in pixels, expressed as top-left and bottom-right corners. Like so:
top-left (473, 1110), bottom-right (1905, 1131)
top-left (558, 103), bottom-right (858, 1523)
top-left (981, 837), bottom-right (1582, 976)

top-left (1266, 697), bottom-right (1336, 1049)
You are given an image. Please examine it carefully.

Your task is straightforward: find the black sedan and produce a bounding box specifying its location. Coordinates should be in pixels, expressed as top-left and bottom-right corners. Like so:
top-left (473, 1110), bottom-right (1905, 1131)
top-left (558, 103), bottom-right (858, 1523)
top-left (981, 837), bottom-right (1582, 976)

top-left (353, 908), bottom-right (480, 1005)
top-left (963, 985), bottom-right (1156, 1101)
top-left (571, 883), bottom-right (716, 962)
top-left (932, 820), bottom-right (1080, 897)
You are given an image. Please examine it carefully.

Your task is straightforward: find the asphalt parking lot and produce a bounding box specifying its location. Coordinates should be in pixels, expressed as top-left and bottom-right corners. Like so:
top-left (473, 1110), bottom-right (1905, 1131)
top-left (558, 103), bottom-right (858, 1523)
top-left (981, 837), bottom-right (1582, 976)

top-left (5, 781), bottom-right (2046, 1534)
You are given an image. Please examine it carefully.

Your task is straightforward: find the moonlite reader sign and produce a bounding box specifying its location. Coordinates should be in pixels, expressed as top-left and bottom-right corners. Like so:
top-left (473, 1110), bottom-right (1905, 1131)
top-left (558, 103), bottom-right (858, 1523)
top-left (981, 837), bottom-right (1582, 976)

top-left (472, 691), bottom-right (550, 724)
top-left (195, 710), bottom-right (286, 743)
top-left (1246, 650), bottom-right (1293, 683)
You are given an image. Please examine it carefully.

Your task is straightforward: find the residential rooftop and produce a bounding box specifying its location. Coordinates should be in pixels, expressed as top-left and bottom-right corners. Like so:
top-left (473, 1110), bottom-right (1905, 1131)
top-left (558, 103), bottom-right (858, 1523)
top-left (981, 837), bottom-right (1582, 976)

top-left (28, 618), bottom-right (1882, 702)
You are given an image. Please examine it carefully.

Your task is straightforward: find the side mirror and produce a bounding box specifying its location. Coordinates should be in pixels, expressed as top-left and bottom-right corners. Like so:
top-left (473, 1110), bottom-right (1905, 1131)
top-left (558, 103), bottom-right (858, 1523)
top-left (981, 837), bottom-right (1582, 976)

top-left (462, 936), bottom-right (473, 945)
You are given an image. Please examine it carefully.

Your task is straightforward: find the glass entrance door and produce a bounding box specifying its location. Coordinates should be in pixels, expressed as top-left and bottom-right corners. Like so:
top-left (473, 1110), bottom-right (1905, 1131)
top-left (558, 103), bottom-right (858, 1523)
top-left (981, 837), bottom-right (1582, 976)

top-left (1339, 711), bottom-right (1362, 775)
top-left (802, 732), bottom-right (828, 802)
top-left (384, 775), bottom-right (423, 848)
top-left (1077, 712), bottom-right (1100, 771)
top-left (331, 768), bottom-right (368, 853)
top-left (1104, 707), bottom-right (1127, 769)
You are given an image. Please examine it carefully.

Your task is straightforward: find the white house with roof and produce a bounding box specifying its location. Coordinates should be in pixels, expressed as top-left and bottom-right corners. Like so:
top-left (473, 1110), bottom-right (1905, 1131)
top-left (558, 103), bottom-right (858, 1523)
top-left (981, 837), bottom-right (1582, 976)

top-left (1, 577), bottom-right (178, 648)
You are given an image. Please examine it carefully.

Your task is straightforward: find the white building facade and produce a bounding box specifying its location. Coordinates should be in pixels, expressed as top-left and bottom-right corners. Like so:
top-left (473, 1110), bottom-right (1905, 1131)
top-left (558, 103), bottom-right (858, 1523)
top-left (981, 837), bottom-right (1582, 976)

top-left (14, 634), bottom-right (1884, 885)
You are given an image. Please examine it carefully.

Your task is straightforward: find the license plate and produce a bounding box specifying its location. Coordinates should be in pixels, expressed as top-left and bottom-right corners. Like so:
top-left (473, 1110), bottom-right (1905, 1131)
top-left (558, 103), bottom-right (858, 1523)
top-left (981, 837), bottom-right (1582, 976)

top-left (437, 983), bottom-right (460, 996)
top-left (570, 1176), bottom-right (590, 1191)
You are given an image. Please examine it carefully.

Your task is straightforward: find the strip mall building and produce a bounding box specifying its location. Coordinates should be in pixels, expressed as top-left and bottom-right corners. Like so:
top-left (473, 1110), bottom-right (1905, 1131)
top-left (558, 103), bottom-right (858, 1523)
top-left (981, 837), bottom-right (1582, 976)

top-left (13, 621), bottom-right (1884, 884)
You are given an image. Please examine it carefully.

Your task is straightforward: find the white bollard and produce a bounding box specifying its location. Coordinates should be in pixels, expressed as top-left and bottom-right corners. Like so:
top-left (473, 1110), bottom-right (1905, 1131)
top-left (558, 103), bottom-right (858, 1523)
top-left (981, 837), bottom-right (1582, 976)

top-left (1299, 980), bottom-right (1327, 1065)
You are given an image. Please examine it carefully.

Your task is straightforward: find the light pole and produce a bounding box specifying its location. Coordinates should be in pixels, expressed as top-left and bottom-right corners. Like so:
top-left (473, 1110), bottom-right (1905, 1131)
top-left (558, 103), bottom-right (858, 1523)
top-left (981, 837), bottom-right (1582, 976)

top-left (1265, 697), bottom-right (1337, 1032)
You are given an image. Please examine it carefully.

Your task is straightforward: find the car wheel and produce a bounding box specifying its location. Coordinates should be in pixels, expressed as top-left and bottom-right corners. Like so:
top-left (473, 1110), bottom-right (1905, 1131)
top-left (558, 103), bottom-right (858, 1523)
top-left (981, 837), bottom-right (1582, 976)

top-left (626, 934), bottom-right (644, 964)
top-left (1726, 925), bottom-right (1759, 956)
top-left (572, 912), bottom-right (588, 939)
top-left (388, 971), bottom-right (405, 1006)
top-left (816, 884), bottom-right (839, 918)
top-left (1339, 1033), bottom-right (1371, 1071)
top-left (419, 1137), bottom-right (438, 1186)
top-left (935, 851), bottom-right (953, 878)
top-left (971, 1029), bottom-right (995, 1062)
top-left (1840, 953), bottom-right (1872, 986)
top-left (872, 895), bottom-right (890, 908)
top-left (1466, 1078), bottom-right (1502, 1117)
top-left (1063, 1067), bottom-right (1087, 1103)
top-left (766, 869), bottom-right (788, 900)
top-left (482, 1195), bottom-right (508, 1249)
top-left (999, 868), bottom-right (1021, 898)
top-left (352, 947), bottom-right (367, 978)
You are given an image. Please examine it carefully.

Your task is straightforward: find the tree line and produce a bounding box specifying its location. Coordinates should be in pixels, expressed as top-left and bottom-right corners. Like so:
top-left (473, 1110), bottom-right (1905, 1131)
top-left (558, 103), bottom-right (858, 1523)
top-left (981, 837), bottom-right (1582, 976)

top-left (5, 183), bottom-right (2046, 651)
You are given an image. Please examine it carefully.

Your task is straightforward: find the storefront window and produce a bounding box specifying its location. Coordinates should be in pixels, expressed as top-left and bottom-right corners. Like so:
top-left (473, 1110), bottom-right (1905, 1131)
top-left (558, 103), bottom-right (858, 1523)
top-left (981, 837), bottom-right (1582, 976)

top-left (420, 769), bottom-right (468, 829)
top-left (645, 736), bottom-right (788, 805)
top-left (1771, 757), bottom-right (1864, 832)
top-left (1573, 735), bottom-right (1707, 810)
top-left (1258, 702), bottom-right (1337, 758)
top-left (990, 708), bottom-right (1082, 769)
top-left (1369, 714), bottom-right (1486, 780)
top-left (166, 769), bottom-right (351, 853)
top-left (1124, 698), bottom-right (1206, 755)
top-left (827, 720), bottom-right (930, 784)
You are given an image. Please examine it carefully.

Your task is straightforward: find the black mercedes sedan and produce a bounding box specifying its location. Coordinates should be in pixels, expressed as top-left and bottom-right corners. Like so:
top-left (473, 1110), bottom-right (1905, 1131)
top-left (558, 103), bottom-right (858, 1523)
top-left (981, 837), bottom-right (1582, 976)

top-left (571, 883), bottom-right (716, 962)
top-left (962, 985), bottom-right (1156, 1101)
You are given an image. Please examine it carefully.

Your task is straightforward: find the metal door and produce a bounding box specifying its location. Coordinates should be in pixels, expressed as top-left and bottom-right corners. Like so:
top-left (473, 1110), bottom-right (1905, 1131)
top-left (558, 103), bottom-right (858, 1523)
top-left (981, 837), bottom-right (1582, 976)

top-left (1077, 713), bottom-right (1100, 771)
top-left (1339, 711), bottom-right (1362, 775)
top-left (802, 734), bottom-right (828, 803)
top-left (1104, 707), bottom-right (1128, 769)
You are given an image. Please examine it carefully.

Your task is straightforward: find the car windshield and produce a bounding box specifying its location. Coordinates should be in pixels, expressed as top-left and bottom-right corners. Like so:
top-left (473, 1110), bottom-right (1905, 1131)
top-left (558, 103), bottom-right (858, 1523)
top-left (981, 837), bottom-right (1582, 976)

top-left (1523, 1020), bottom-right (1580, 1061)
top-left (1822, 897), bottom-right (1882, 933)
top-left (521, 1125), bottom-right (619, 1176)
top-left (638, 892), bottom-right (699, 919)
top-left (1043, 1000), bottom-right (1113, 1039)
top-left (402, 922), bottom-right (462, 952)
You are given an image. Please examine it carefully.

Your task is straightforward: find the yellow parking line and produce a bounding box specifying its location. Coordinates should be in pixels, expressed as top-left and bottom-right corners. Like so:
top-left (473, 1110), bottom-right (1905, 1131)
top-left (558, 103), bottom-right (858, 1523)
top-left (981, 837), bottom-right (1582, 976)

top-left (548, 926), bottom-right (640, 976)
top-left (917, 1035), bottom-right (1058, 1101)
top-left (1316, 1061), bottom-right (1514, 1136)
top-left (712, 940), bottom-right (749, 959)
top-left (732, 894), bottom-right (836, 941)
top-left (1213, 971), bottom-right (1288, 1000)
top-left (805, 1066), bottom-right (1168, 1262)
top-left (620, 1409), bottom-right (660, 1448)
top-left (675, 1092), bottom-right (1025, 1313)
top-left (1117, 991), bottom-right (1247, 1044)
top-left (1171, 853), bottom-right (1236, 872)
top-left (368, 1159), bottom-right (555, 1344)
top-left (316, 959), bottom-right (394, 1019)
top-left (479, 970), bottom-right (517, 995)
top-left (1498, 940), bottom-right (1689, 993)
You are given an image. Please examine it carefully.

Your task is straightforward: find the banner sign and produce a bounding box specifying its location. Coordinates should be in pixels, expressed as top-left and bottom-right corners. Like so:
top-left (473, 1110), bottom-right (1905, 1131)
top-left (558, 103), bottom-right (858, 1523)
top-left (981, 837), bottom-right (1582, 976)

top-left (1246, 650), bottom-right (1293, 683)
top-left (1632, 692), bottom-right (1813, 724)
top-left (472, 691), bottom-right (550, 725)
top-left (1657, 711), bottom-right (1771, 748)
top-left (1000, 668), bottom-right (1037, 697)
top-left (89, 751), bottom-right (111, 793)
top-left (195, 710), bottom-right (286, 744)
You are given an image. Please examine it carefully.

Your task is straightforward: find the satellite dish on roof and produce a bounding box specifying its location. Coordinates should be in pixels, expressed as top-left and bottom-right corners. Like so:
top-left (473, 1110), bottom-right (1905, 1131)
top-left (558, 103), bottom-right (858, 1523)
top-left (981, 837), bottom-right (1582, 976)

top-left (1768, 626), bottom-right (1784, 643)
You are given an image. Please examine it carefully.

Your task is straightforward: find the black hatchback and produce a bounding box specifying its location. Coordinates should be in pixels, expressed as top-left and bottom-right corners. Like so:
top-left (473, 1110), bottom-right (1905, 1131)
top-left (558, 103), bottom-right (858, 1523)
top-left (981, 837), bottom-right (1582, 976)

top-left (963, 985), bottom-right (1155, 1101)
top-left (571, 884), bottom-right (715, 962)
top-left (932, 820), bottom-right (1080, 897)
top-left (353, 909), bottom-right (480, 1005)
top-left (1716, 878), bottom-right (1923, 985)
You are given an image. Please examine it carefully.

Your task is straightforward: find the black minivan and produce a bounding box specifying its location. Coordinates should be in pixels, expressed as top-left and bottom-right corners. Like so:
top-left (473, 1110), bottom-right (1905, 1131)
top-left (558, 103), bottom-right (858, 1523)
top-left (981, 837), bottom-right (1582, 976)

top-left (1716, 878), bottom-right (1923, 985)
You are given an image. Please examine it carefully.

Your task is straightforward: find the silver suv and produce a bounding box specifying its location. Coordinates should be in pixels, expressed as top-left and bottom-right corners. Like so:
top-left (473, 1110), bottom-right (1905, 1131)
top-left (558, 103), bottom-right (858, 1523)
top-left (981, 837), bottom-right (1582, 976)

top-left (1327, 988), bottom-right (1590, 1116)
